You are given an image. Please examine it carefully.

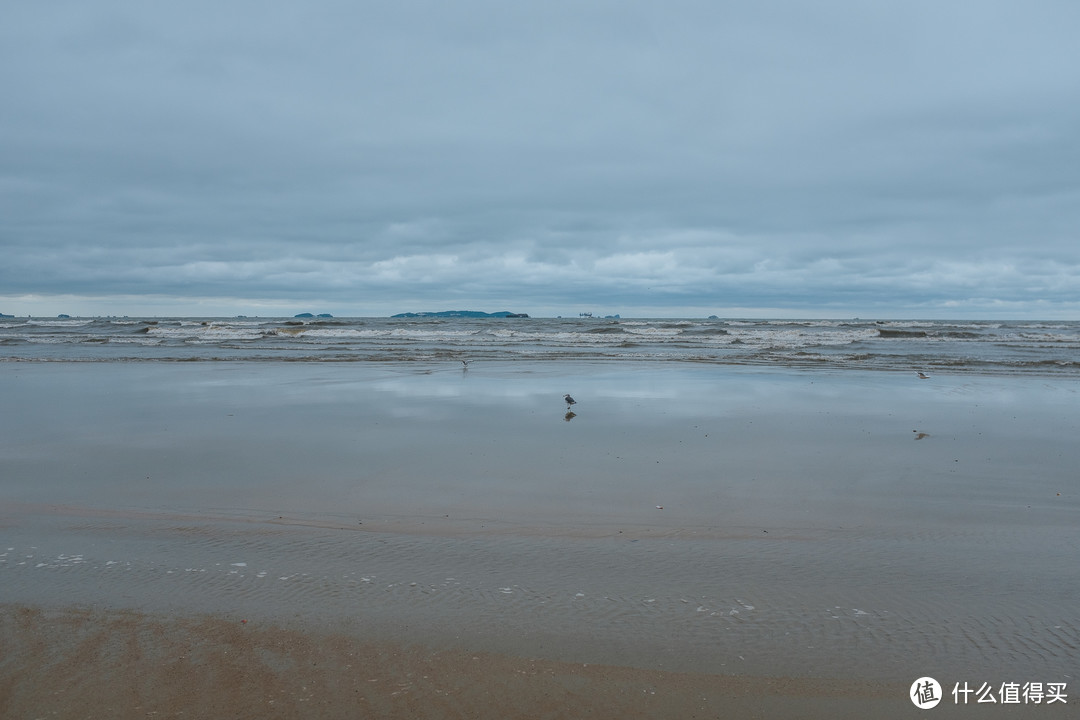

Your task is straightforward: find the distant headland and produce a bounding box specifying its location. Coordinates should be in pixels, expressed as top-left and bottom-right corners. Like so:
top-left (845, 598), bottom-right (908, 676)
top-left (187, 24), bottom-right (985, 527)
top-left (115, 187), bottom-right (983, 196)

top-left (391, 310), bottom-right (529, 318)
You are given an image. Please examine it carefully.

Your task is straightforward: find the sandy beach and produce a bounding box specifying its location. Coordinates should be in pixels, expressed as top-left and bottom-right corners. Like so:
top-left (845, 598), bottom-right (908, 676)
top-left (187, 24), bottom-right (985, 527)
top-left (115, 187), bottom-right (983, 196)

top-left (2, 361), bottom-right (1077, 717)
top-left (2, 604), bottom-right (911, 720)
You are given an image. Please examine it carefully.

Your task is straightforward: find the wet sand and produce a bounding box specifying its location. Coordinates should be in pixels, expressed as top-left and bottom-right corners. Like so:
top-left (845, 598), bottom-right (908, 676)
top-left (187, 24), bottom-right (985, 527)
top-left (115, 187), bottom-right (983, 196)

top-left (1, 362), bottom-right (1077, 717)
top-left (2, 604), bottom-right (911, 720)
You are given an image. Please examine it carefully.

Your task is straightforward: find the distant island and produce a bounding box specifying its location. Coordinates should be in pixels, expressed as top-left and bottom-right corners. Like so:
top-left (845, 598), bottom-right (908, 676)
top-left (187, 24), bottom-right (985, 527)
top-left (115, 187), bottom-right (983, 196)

top-left (391, 310), bottom-right (529, 318)
top-left (294, 313), bottom-right (334, 318)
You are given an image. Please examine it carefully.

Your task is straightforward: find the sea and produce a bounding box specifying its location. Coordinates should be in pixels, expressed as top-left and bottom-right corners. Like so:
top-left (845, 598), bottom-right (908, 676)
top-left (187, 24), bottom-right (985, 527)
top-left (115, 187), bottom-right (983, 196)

top-left (3, 315), bottom-right (1079, 685)
top-left (1, 315), bottom-right (1078, 374)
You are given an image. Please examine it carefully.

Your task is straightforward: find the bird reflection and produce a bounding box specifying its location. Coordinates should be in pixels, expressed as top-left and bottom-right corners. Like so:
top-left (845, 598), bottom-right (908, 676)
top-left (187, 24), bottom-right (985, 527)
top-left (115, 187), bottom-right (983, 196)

top-left (564, 410), bottom-right (577, 422)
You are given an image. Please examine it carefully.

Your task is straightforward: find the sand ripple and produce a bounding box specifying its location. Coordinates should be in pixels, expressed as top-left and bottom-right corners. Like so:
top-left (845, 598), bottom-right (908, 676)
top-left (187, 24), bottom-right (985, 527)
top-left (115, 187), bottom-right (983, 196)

top-left (2, 517), bottom-right (1076, 680)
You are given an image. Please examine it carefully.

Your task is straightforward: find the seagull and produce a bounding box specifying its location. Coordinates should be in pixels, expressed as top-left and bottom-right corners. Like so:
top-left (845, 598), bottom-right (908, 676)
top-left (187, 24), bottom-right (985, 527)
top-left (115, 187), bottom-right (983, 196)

top-left (916, 371), bottom-right (929, 379)
top-left (564, 393), bottom-right (577, 408)
top-left (461, 360), bottom-right (470, 369)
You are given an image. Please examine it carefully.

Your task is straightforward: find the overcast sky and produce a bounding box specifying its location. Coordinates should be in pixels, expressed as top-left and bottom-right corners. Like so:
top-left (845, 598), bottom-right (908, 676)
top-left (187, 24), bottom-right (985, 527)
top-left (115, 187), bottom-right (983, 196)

top-left (2, 1), bottom-right (1078, 318)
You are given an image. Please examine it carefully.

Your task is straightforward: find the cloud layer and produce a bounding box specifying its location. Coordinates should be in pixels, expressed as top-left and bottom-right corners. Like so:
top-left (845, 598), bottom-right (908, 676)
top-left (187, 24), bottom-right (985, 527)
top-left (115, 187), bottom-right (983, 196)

top-left (3, 1), bottom-right (1079, 317)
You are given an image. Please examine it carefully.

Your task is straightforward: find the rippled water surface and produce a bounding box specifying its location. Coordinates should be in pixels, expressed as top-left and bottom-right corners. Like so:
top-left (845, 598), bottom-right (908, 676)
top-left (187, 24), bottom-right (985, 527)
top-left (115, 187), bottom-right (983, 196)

top-left (3, 316), bottom-right (1079, 375)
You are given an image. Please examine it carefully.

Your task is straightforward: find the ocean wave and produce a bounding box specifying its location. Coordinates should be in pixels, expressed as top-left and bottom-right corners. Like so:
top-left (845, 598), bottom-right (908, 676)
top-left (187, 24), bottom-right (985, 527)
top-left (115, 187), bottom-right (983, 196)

top-left (25, 319), bottom-right (94, 327)
top-left (0, 317), bottom-right (1078, 376)
top-left (271, 327), bottom-right (307, 337)
top-left (877, 329), bottom-right (928, 338)
top-left (679, 327), bottom-right (729, 337)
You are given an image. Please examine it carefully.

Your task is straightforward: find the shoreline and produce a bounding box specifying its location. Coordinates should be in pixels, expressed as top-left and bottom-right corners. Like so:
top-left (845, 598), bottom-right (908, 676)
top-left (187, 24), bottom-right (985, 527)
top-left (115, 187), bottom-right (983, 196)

top-left (3, 493), bottom-right (1075, 683)
top-left (2, 362), bottom-right (1077, 716)
top-left (1, 603), bottom-right (909, 720)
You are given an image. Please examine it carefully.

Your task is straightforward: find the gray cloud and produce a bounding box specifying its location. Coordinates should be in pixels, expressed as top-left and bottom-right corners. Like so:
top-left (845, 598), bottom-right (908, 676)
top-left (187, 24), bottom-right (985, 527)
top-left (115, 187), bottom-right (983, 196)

top-left (2, 0), bottom-right (1079, 317)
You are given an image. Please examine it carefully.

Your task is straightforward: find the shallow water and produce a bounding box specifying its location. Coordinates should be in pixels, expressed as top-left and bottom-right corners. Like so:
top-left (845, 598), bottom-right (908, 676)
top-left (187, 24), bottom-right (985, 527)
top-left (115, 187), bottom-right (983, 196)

top-left (1, 362), bottom-right (1077, 683)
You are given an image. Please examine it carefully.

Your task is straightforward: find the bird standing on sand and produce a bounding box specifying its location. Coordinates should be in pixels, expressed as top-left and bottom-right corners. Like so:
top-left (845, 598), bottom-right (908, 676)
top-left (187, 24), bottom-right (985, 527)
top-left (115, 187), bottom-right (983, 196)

top-left (564, 393), bottom-right (577, 408)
